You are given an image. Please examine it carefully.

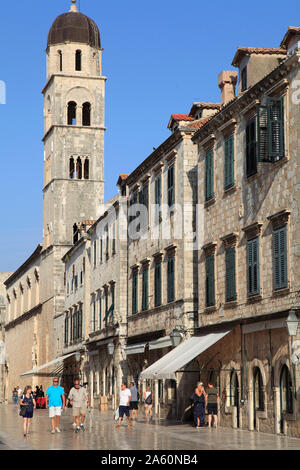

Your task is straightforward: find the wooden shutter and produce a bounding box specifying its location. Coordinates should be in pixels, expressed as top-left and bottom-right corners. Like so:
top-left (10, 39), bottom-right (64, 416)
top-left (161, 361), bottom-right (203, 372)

top-left (205, 150), bottom-right (214, 201)
top-left (224, 136), bottom-right (234, 189)
top-left (167, 256), bottom-right (175, 302)
top-left (78, 310), bottom-right (82, 339)
top-left (268, 97), bottom-right (284, 162)
top-left (132, 272), bottom-right (138, 314)
top-left (274, 226), bottom-right (287, 290)
top-left (247, 238), bottom-right (260, 296)
top-left (225, 247), bottom-right (236, 302)
top-left (168, 166), bottom-right (174, 207)
top-left (206, 254), bottom-right (215, 307)
top-left (142, 267), bottom-right (148, 311)
top-left (257, 105), bottom-right (272, 162)
top-left (155, 261), bottom-right (162, 306)
top-left (246, 119), bottom-right (257, 177)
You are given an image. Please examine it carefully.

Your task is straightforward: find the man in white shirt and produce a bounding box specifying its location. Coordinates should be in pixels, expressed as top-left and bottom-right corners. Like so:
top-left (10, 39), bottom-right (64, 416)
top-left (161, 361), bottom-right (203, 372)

top-left (116, 383), bottom-right (132, 427)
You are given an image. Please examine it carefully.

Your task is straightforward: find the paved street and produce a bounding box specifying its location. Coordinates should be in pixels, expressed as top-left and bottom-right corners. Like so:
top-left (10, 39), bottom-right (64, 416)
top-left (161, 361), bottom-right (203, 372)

top-left (0, 404), bottom-right (300, 450)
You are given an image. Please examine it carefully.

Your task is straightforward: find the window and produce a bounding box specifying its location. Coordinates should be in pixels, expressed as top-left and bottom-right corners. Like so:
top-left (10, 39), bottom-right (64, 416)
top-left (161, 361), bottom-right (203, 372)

top-left (142, 266), bottom-right (149, 311)
top-left (73, 223), bottom-right (79, 244)
top-left (92, 299), bottom-right (96, 332)
top-left (69, 157), bottom-right (75, 179)
top-left (230, 370), bottom-right (239, 406)
top-left (206, 254), bottom-right (215, 307)
top-left (84, 158), bottom-right (89, 179)
top-left (167, 165), bottom-right (175, 207)
top-left (241, 66), bottom-right (247, 92)
top-left (104, 289), bottom-right (109, 327)
top-left (78, 308), bottom-right (82, 339)
top-left (76, 157), bottom-right (82, 179)
top-left (139, 183), bottom-right (149, 231)
top-left (225, 247), bottom-right (236, 302)
top-left (280, 365), bottom-right (293, 414)
top-left (224, 135), bottom-right (234, 190)
top-left (112, 223), bottom-right (116, 254)
top-left (253, 367), bottom-right (264, 411)
top-left (132, 271), bottom-right (138, 314)
top-left (98, 293), bottom-right (102, 330)
top-left (100, 238), bottom-right (103, 263)
top-left (257, 97), bottom-right (285, 163)
top-left (105, 225), bottom-right (109, 259)
top-left (167, 256), bottom-right (175, 303)
top-left (58, 50), bottom-right (62, 71)
top-left (75, 50), bottom-right (82, 71)
top-left (154, 260), bottom-right (162, 307)
top-left (247, 238), bottom-right (260, 296)
top-left (67, 101), bottom-right (77, 125)
top-left (273, 226), bottom-right (288, 290)
top-left (246, 118), bottom-right (257, 177)
top-left (82, 102), bottom-right (91, 126)
top-left (155, 174), bottom-right (161, 220)
top-left (93, 240), bottom-right (97, 267)
top-left (64, 315), bottom-right (69, 345)
top-left (205, 149), bottom-right (214, 201)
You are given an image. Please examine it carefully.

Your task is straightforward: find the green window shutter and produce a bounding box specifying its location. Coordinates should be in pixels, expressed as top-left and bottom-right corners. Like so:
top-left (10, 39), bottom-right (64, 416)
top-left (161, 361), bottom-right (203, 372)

top-left (241, 66), bottom-right (247, 91)
top-left (142, 267), bottom-right (149, 311)
top-left (132, 272), bottom-right (138, 314)
top-left (93, 240), bottom-right (97, 266)
top-left (246, 119), bottom-right (257, 177)
top-left (206, 254), bottom-right (215, 307)
top-left (205, 150), bottom-right (214, 201)
top-left (225, 247), bottom-right (236, 302)
top-left (257, 105), bottom-right (272, 162)
top-left (168, 166), bottom-right (175, 207)
top-left (167, 256), bottom-right (175, 302)
top-left (247, 238), bottom-right (260, 296)
top-left (274, 226), bottom-right (287, 290)
top-left (99, 295), bottom-right (102, 330)
top-left (224, 136), bottom-right (234, 189)
top-left (78, 310), bottom-right (82, 339)
top-left (100, 239), bottom-right (103, 262)
top-left (111, 285), bottom-right (115, 324)
top-left (155, 261), bottom-right (162, 307)
top-left (155, 175), bottom-right (161, 220)
top-left (268, 97), bottom-right (284, 162)
top-left (65, 316), bottom-right (68, 344)
top-left (70, 314), bottom-right (73, 341)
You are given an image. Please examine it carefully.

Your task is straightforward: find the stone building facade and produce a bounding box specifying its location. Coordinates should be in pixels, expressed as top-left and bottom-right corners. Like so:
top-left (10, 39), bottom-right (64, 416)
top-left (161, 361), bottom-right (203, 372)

top-left (0, 273), bottom-right (12, 402)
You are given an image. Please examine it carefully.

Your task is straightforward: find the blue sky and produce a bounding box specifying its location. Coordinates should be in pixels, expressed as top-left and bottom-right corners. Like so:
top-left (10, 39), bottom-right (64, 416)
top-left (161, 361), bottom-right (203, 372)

top-left (0, 0), bottom-right (298, 272)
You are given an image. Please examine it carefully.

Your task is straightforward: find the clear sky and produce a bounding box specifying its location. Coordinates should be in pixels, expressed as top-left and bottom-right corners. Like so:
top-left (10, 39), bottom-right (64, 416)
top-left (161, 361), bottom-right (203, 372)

top-left (0, 0), bottom-right (299, 272)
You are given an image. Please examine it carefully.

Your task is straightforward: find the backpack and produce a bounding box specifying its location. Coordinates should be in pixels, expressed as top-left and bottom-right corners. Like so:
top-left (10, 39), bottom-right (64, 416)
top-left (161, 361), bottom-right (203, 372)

top-left (145, 393), bottom-right (152, 405)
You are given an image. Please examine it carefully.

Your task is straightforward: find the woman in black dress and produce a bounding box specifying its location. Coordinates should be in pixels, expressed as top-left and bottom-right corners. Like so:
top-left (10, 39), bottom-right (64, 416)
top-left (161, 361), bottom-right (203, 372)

top-left (19, 386), bottom-right (36, 436)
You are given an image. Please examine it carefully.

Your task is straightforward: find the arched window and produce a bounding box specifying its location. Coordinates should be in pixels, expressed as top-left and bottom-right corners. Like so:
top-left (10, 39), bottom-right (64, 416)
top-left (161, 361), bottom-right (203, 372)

top-left (67, 101), bottom-right (77, 125)
top-left (84, 158), bottom-right (89, 179)
top-left (47, 95), bottom-right (51, 114)
top-left (69, 157), bottom-right (75, 179)
top-left (280, 365), bottom-right (293, 413)
top-left (76, 157), bottom-right (82, 179)
top-left (58, 50), bottom-right (63, 71)
top-left (82, 102), bottom-right (91, 126)
top-left (230, 370), bottom-right (239, 406)
top-left (73, 223), bottom-right (79, 244)
top-left (253, 367), bottom-right (264, 411)
top-left (75, 50), bottom-right (82, 71)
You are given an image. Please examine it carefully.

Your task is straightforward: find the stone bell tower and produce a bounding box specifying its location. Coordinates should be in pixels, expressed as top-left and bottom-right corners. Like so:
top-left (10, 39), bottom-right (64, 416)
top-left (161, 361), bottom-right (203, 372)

top-left (40, 0), bottom-right (106, 357)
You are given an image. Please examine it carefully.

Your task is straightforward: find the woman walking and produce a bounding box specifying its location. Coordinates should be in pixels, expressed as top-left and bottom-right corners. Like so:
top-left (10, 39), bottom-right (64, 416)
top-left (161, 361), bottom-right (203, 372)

top-left (19, 386), bottom-right (36, 437)
top-left (193, 382), bottom-right (206, 427)
top-left (143, 386), bottom-right (153, 421)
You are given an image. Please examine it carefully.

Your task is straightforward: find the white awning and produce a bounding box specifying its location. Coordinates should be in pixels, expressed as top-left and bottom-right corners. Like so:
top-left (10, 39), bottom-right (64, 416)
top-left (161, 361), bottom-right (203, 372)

top-left (20, 352), bottom-right (77, 377)
top-left (139, 330), bottom-right (231, 380)
top-left (149, 336), bottom-right (172, 350)
top-left (125, 342), bottom-right (147, 355)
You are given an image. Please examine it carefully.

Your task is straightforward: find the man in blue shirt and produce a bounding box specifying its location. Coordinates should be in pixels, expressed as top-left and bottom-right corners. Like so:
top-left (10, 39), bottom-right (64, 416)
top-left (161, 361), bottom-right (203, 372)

top-left (46, 377), bottom-right (65, 434)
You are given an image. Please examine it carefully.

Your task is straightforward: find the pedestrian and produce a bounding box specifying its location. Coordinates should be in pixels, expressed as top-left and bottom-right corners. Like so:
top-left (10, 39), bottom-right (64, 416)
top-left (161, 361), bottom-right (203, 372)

top-left (17, 385), bottom-right (22, 401)
top-left (12, 387), bottom-right (18, 406)
top-left (68, 379), bottom-right (90, 433)
top-left (129, 381), bottom-right (139, 421)
top-left (19, 385), bottom-right (36, 437)
top-left (143, 386), bottom-right (153, 421)
top-left (193, 382), bottom-right (206, 428)
top-left (39, 385), bottom-right (44, 397)
top-left (206, 382), bottom-right (219, 428)
top-left (46, 377), bottom-right (65, 434)
top-left (116, 382), bottom-right (132, 428)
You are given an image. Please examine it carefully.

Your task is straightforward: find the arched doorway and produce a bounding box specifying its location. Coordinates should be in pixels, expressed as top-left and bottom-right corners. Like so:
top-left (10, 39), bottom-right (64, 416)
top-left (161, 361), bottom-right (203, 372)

top-left (280, 365), bottom-right (293, 434)
top-left (253, 367), bottom-right (264, 430)
top-left (230, 370), bottom-right (240, 428)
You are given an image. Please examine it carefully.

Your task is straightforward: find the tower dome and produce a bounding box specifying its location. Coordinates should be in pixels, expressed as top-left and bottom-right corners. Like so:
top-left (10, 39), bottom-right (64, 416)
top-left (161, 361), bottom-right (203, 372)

top-left (47, 0), bottom-right (101, 50)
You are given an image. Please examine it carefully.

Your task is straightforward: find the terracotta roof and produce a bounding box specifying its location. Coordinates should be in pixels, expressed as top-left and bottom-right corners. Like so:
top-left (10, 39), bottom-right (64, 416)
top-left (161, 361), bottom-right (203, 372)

top-left (117, 174), bottom-right (129, 186)
top-left (280, 27), bottom-right (300, 49)
top-left (184, 117), bottom-right (211, 129)
top-left (232, 47), bottom-right (287, 67)
top-left (189, 102), bottom-right (221, 117)
top-left (171, 114), bottom-right (194, 121)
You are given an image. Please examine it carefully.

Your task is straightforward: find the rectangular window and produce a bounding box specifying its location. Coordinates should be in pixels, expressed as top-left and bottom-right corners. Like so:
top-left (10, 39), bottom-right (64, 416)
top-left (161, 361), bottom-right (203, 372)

top-left (142, 267), bottom-right (149, 311)
top-left (74, 274), bottom-right (78, 290)
top-left (247, 238), bottom-right (260, 296)
top-left (155, 174), bottom-right (161, 220)
top-left (78, 309), bottom-right (82, 339)
top-left (64, 316), bottom-right (69, 344)
top-left (112, 224), bottom-right (116, 254)
top-left (92, 300), bottom-right (96, 331)
top-left (132, 271), bottom-right (138, 314)
top-left (225, 247), bottom-right (236, 302)
top-left (111, 284), bottom-right (115, 325)
top-left (167, 256), bottom-right (175, 303)
top-left (273, 226), bottom-right (288, 290)
top-left (139, 184), bottom-right (149, 231)
top-left (257, 97), bottom-right (285, 163)
top-left (206, 254), bottom-right (215, 307)
top-left (154, 260), bottom-right (162, 307)
top-left (70, 313), bottom-right (73, 341)
top-left (167, 165), bottom-right (175, 207)
top-left (224, 135), bottom-right (234, 190)
top-left (241, 66), bottom-right (247, 92)
top-left (100, 238), bottom-right (103, 263)
top-left (93, 240), bottom-right (97, 267)
top-left (205, 149), bottom-right (214, 201)
top-left (246, 118), bottom-right (257, 177)
top-left (105, 225), bottom-right (109, 259)
top-left (105, 290), bottom-right (109, 327)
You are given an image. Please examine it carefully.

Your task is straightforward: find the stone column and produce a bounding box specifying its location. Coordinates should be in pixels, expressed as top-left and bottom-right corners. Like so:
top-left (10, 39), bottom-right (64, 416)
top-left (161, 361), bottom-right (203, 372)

top-left (89, 367), bottom-right (94, 408)
top-left (154, 379), bottom-right (159, 416)
top-left (248, 387), bottom-right (254, 431)
top-left (273, 386), bottom-right (281, 434)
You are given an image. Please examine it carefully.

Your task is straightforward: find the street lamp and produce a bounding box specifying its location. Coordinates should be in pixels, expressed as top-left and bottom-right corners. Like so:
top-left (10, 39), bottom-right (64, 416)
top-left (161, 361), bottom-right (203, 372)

top-left (75, 352), bottom-right (81, 362)
top-left (170, 329), bottom-right (183, 348)
top-left (286, 310), bottom-right (299, 399)
top-left (107, 342), bottom-right (114, 355)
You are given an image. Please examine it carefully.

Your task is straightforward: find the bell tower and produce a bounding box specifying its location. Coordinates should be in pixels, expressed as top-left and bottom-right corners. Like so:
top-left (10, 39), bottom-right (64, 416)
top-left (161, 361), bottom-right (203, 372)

top-left (40, 0), bottom-right (106, 356)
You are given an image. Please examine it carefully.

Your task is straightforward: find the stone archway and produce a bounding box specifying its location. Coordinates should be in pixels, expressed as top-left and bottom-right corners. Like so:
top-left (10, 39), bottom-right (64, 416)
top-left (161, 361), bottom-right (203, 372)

top-left (247, 359), bottom-right (268, 431)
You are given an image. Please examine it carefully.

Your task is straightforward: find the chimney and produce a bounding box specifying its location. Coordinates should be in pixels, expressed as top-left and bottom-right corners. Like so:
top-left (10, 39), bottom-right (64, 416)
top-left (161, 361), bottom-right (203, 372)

top-left (218, 70), bottom-right (238, 105)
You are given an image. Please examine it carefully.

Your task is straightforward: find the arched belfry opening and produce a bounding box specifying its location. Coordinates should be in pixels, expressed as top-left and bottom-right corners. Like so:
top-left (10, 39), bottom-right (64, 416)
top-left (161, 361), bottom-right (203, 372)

top-left (82, 102), bottom-right (91, 126)
top-left (75, 50), bottom-right (82, 71)
top-left (67, 101), bottom-right (77, 125)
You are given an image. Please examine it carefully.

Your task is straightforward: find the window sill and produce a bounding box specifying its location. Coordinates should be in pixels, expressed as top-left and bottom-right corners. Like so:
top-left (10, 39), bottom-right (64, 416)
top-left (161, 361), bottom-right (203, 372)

top-left (224, 300), bottom-right (238, 309)
top-left (273, 156), bottom-right (288, 169)
top-left (223, 185), bottom-right (237, 196)
top-left (204, 197), bottom-right (216, 208)
top-left (247, 294), bottom-right (262, 303)
top-left (204, 305), bottom-right (217, 314)
top-left (273, 287), bottom-right (290, 297)
top-left (245, 172), bottom-right (258, 183)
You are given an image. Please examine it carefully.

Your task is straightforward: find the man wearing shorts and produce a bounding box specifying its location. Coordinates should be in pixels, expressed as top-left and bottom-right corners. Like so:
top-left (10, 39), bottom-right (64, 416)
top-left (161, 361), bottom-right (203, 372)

top-left (68, 379), bottom-right (89, 432)
top-left (116, 382), bottom-right (131, 428)
top-left (129, 382), bottom-right (138, 421)
top-left (46, 377), bottom-right (65, 433)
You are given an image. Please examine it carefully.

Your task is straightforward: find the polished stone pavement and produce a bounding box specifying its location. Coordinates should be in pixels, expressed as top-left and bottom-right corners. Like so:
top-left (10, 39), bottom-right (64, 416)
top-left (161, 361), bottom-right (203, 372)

top-left (0, 404), bottom-right (300, 450)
